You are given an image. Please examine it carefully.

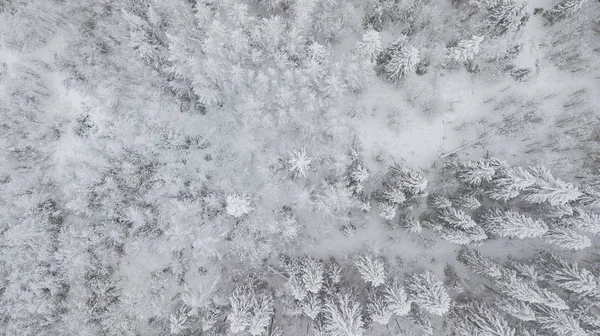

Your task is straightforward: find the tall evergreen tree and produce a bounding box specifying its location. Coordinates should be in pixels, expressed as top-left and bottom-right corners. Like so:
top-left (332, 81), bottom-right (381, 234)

top-left (543, 228), bottom-right (592, 250)
top-left (544, 0), bottom-right (588, 23)
top-left (523, 166), bottom-right (582, 206)
top-left (482, 208), bottom-right (548, 239)
top-left (354, 255), bottom-right (386, 287)
top-left (323, 292), bottom-right (365, 336)
top-left (539, 252), bottom-right (600, 297)
top-left (406, 271), bottom-right (451, 316)
top-left (536, 306), bottom-right (587, 336)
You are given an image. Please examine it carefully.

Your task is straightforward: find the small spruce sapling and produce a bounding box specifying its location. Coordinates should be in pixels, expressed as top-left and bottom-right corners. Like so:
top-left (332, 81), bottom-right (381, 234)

top-left (288, 147), bottom-right (313, 178)
top-left (226, 194), bottom-right (253, 218)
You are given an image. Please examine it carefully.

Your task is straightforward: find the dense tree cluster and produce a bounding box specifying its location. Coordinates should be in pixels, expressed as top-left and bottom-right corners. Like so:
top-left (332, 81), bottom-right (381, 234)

top-left (1, 0), bottom-right (599, 335)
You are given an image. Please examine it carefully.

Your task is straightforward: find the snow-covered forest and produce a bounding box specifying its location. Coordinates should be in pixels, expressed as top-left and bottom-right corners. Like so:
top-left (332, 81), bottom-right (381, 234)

top-left (1, 0), bottom-right (600, 335)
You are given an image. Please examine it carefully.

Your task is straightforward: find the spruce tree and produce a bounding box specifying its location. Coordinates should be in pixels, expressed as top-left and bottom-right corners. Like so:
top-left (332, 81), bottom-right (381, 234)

top-left (302, 258), bottom-right (325, 294)
top-left (408, 303), bottom-right (434, 335)
top-left (384, 280), bottom-right (412, 316)
top-left (406, 271), bottom-right (451, 316)
top-left (536, 306), bottom-right (587, 336)
top-left (487, 0), bottom-right (529, 36)
top-left (488, 166), bottom-right (537, 201)
top-left (354, 255), bottom-right (386, 287)
top-left (482, 208), bottom-right (548, 239)
top-left (384, 46), bottom-right (419, 83)
top-left (523, 166), bottom-right (582, 206)
top-left (302, 293), bottom-right (323, 320)
top-left (495, 271), bottom-right (568, 310)
top-left (463, 302), bottom-right (517, 336)
top-left (454, 157), bottom-right (505, 186)
top-left (543, 227), bottom-right (591, 250)
top-left (497, 297), bottom-right (537, 321)
top-left (367, 292), bottom-right (392, 325)
top-left (356, 30), bottom-right (382, 63)
top-left (544, 0), bottom-right (588, 23)
top-left (323, 292), bottom-right (365, 336)
top-left (458, 247), bottom-right (504, 280)
top-left (539, 252), bottom-right (600, 297)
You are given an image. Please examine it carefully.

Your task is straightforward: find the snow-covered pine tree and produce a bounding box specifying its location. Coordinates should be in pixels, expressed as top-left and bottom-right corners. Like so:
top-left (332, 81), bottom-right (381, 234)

top-left (496, 297), bottom-right (537, 321)
top-left (287, 275), bottom-right (308, 301)
top-left (536, 306), bottom-right (587, 336)
top-left (356, 30), bottom-right (382, 63)
top-left (170, 307), bottom-right (190, 334)
top-left (441, 225), bottom-right (488, 245)
top-left (323, 292), bottom-right (365, 336)
top-left (438, 207), bottom-right (478, 229)
top-left (228, 286), bottom-right (255, 333)
top-left (354, 255), bottom-right (386, 287)
top-left (506, 258), bottom-right (540, 281)
top-left (226, 194), bottom-right (253, 218)
top-left (367, 291), bottom-right (392, 325)
top-left (402, 216), bottom-right (423, 234)
top-left (453, 194), bottom-right (481, 210)
top-left (348, 163), bottom-right (370, 194)
top-left (495, 270), bottom-right (569, 310)
top-left (543, 227), bottom-right (591, 250)
top-left (464, 302), bottom-right (517, 336)
top-left (406, 271), bottom-right (451, 316)
top-left (482, 208), bottom-right (548, 239)
top-left (248, 293), bottom-right (274, 336)
top-left (523, 166), bottom-right (583, 206)
top-left (578, 186), bottom-right (600, 209)
top-left (436, 207), bottom-right (488, 244)
top-left (567, 208), bottom-right (600, 235)
top-left (288, 147), bottom-right (313, 178)
top-left (450, 309), bottom-right (481, 336)
top-left (302, 258), bottom-right (325, 294)
top-left (444, 35), bottom-right (485, 66)
top-left (428, 194), bottom-right (452, 209)
top-left (384, 279), bottom-right (412, 316)
top-left (388, 163), bottom-right (428, 196)
top-left (454, 157), bottom-right (505, 186)
top-left (486, 0), bottom-right (529, 36)
top-left (544, 0), bottom-right (588, 23)
top-left (458, 247), bottom-right (504, 279)
top-left (488, 166), bottom-right (537, 201)
top-left (201, 304), bottom-right (222, 332)
top-left (377, 202), bottom-right (397, 221)
top-left (408, 303), bottom-right (434, 335)
top-left (326, 260), bottom-right (343, 286)
top-left (538, 252), bottom-right (600, 297)
top-left (383, 187), bottom-right (406, 204)
top-left (384, 46), bottom-right (419, 82)
top-left (302, 293), bottom-right (323, 320)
